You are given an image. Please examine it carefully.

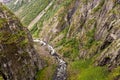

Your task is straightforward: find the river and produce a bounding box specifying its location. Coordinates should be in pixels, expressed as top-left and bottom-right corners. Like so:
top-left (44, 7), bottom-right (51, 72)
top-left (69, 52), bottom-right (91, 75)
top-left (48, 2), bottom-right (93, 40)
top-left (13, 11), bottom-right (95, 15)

top-left (33, 39), bottom-right (67, 80)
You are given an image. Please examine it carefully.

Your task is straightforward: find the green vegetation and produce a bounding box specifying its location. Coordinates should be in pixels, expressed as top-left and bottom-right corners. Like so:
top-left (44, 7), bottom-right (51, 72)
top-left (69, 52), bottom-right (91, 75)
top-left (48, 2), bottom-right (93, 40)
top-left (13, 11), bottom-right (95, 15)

top-left (35, 56), bottom-right (57, 80)
top-left (0, 29), bottom-right (27, 45)
top-left (62, 0), bottom-right (74, 7)
top-left (0, 18), bottom-right (7, 28)
top-left (36, 65), bottom-right (56, 80)
top-left (30, 0), bottom-right (74, 37)
top-left (93, 0), bottom-right (105, 13)
top-left (8, 0), bottom-right (52, 26)
top-left (0, 76), bottom-right (3, 80)
top-left (6, 0), bottom-right (120, 80)
top-left (7, 0), bottom-right (74, 38)
top-left (78, 67), bottom-right (108, 80)
top-left (107, 67), bottom-right (120, 80)
top-left (55, 26), bottom-right (69, 47)
top-left (68, 59), bottom-right (109, 80)
top-left (85, 28), bottom-right (96, 49)
top-left (7, 0), bottom-right (19, 11)
top-left (82, 0), bottom-right (88, 4)
top-left (62, 38), bottom-right (79, 59)
top-left (19, 0), bottom-right (51, 26)
top-left (0, 7), bottom-right (28, 46)
top-left (30, 1), bottom-right (57, 37)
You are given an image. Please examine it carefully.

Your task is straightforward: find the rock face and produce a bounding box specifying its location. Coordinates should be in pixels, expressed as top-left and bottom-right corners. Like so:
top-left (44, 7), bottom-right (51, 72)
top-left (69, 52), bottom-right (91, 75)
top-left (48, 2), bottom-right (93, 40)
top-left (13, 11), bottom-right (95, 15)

top-left (97, 41), bottom-right (120, 69)
top-left (0, 3), bottom-right (43, 80)
top-left (6, 0), bottom-right (120, 79)
top-left (25, 0), bottom-right (120, 70)
top-left (41, 0), bottom-right (120, 66)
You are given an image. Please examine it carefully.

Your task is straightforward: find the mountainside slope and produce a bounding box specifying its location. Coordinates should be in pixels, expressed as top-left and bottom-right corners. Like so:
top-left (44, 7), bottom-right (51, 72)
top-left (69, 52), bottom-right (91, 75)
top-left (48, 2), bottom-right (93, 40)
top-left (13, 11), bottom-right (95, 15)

top-left (0, 3), bottom-right (43, 80)
top-left (6, 0), bottom-right (120, 80)
top-left (7, 0), bottom-right (51, 27)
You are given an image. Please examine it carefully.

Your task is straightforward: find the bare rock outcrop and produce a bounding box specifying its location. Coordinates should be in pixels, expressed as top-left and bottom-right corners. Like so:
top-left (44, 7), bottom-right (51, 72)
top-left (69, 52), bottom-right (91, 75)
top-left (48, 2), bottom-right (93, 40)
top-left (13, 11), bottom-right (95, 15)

top-left (0, 3), bottom-right (43, 80)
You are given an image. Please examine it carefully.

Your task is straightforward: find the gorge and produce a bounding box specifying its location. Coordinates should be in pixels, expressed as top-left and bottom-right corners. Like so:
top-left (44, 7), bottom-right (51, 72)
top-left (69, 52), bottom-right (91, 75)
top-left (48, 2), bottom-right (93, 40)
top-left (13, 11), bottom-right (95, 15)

top-left (0, 0), bottom-right (120, 80)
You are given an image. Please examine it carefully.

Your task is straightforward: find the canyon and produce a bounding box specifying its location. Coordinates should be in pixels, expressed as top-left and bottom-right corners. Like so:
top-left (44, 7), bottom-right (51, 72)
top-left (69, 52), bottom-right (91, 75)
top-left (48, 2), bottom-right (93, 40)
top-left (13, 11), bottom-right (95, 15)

top-left (0, 0), bottom-right (120, 80)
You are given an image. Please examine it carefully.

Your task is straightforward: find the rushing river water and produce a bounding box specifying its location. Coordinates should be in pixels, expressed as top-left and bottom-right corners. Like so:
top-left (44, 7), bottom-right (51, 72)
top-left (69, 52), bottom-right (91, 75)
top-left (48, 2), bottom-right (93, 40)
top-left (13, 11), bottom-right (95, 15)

top-left (34, 39), bottom-right (67, 80)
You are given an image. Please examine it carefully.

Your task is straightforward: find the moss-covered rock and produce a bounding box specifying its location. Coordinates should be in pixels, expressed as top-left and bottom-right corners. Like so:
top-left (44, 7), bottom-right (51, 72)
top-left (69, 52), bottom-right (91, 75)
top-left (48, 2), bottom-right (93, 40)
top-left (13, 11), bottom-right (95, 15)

top-left (0, 3), bottom-right (43, 80)
top-left (6, 0), bottom-right (120, 79)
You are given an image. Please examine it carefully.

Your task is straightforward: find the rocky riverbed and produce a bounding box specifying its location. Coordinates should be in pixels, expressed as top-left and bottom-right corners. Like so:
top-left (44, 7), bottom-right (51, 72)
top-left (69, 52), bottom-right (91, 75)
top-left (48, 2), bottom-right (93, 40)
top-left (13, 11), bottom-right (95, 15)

top-left (34, 39), bottom-right (67, 80)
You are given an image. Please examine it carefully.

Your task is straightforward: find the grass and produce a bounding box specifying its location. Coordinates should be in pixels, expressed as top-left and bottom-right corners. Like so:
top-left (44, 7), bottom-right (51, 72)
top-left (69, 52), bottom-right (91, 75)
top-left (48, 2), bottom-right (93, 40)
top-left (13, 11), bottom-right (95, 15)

top-left (55, 37), bottom-right (80, 60)
top-left (55, 26), bottom-right (69, 47)
top-left (84, 28), bottom-right (96, 49)
top-left (7, 0), bottom-right (21, 11)
top-left (53, 26), bottom-right (79, 60)
top-left (30, 0), bottom-right (74, 37)
top-left (107, 66), bottom-right (120, 80)
top-left (68, 59), bottom-right (109, 80)
top-left (6, 1), bottom-right (120, 80)
top-left (62, 38), bottom-right (79, 59)
top-left (20, 0), bottom-right (51, 26)
top-left (0, 76), bottom-right (3, 80)
top-left (30, 0), bottom-right (56, 37)
top-left (78, 66), bottom-right (108, 80)
top-left (8, 0), bottom-right (51, 26)
top-left (0, 30), bottom-right (27, 45)
top-left (35, 55), bottom-right (57, 80)
top-left (7, 0), bottom-right (74, 38)
top-left (36, 65), bottom-right (56, 80)
top-left (0, 18), bottom-right (7, 28)
top-left (0, 5), bottom-right (28, 45)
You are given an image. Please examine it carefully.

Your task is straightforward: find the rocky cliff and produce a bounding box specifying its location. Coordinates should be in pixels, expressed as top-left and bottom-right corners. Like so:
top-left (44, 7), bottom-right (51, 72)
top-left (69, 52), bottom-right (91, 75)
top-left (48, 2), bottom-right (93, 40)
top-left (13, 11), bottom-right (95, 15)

top-left (0, 3), bottom-right (43, 80)
top-left (6, 0), bottom-right (120, 80)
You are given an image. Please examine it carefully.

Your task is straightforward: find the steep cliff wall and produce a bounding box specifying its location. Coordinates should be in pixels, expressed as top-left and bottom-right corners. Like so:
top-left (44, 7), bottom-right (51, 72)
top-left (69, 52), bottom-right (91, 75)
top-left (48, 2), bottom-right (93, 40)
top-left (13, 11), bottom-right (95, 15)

top-left (6, 0), bottom-right (120, 80)
top-left (0, 3), bottom-right (43, 80)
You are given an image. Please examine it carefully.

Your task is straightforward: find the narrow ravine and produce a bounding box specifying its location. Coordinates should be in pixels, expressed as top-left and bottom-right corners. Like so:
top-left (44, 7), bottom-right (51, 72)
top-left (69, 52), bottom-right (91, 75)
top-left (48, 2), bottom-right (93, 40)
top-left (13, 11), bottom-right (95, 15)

top-left (34, 39), bottom-right (67, 80)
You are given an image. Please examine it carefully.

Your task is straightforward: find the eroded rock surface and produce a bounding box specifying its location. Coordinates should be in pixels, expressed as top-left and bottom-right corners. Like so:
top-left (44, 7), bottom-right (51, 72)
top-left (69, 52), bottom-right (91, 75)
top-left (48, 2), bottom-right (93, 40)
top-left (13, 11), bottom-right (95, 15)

top-left (5, 0), bottom-right (120, 79)
top-left (0, 3), bottom-right (43, 80)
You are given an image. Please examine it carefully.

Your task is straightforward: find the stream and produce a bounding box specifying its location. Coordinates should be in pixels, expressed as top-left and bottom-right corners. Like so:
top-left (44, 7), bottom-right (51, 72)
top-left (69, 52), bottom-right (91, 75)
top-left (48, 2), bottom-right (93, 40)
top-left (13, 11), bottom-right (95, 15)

top-left (33, 39), bottom-right (67, 80)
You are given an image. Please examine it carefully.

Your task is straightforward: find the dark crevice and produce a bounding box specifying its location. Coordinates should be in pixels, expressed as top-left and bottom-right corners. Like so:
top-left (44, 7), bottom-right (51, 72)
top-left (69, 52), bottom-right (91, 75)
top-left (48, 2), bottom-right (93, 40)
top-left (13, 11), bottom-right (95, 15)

top-left (115, 50), bottom-right (120, 65)
top-left (0, 71), bottom-right (6, 80)
top-left (100, 35), bottom-right (113, 50)
top-left (114, 75), bottom-right (120, 80)
top-left (99, 57), bottom-right (111, 66)
top-left (77, 4), bottom-right (88, 32)
top-left (77, 15), bottom-right (87, 32)
top-left (60, 23), bottom-right (68, 31)
top-left (100, 40), bottom-right (112, 50)
top-left (108, 25), bottom-right (114, 32)
top-left (67, 0), bottom-right (79, 25)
